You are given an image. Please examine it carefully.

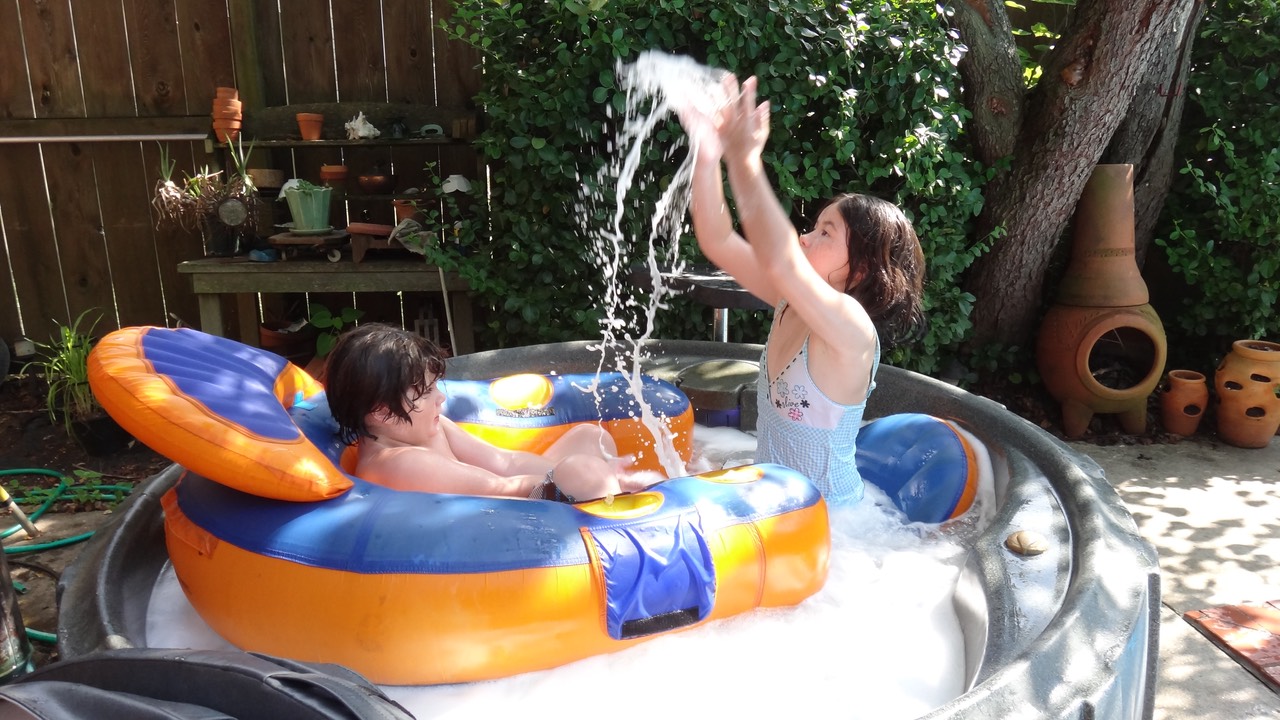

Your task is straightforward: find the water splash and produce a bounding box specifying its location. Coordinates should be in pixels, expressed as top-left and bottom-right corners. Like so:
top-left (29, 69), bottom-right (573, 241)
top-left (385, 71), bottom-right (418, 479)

top-left (580, 51), bottom-right (735, 477)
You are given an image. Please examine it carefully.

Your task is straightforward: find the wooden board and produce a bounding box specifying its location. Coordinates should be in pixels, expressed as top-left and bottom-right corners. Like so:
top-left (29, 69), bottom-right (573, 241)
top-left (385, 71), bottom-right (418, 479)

top-left (74, 2), bottom-right (135, 118)
top-left (332, 4), bottom-right (387, 102)
top-left (0, 1), bottom-right (33, 120)
top-left (384, 0), bottom-right (436, 106)
top-left (278, 0), bottom-right (338, 104)
top-left (19, 0), bottom-right (84, 117)
top-left (1185, 601), bottom-right (1280, 691)
top-left (175, 0), bottom-right (236, 104)
top-left (124, 0), bottom-right (193, 117)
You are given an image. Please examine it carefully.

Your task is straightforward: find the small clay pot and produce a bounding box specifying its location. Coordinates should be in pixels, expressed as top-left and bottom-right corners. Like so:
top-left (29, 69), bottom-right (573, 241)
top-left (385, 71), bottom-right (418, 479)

top-left (296, 113), bottom-right (324, 141)
top-left (1159, 369), bottom-right (1208, 437)
top-left (215, 86), bottom-right (239, 100)
top-left (211, 119), bottom-right (241, 143)
top-left (393, 198), bottom-right (417, 222)
top-left (357, 173), bottom-right (397, 195)
top-left (319, 164), bottom-right (349, 186)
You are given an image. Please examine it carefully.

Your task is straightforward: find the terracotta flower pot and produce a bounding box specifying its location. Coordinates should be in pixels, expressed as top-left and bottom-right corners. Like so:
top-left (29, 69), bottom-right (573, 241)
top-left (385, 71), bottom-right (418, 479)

top-left (211, 118), bottom-right (242, 143)
top-left (212, 98), bottom-right (242, 113)
top-left (211, 105), bottom-right (242, 120)
top-left (393, 198), bottom-right (417, 223)
top-left (296, 113), bottom-right (324, 141)
top-left (215, 86), bottom-right (239, 100)
top-left (319, 164), bottom-right (348, 186)
top-left (1160, 369), bottom-right (1208, 437)
top-left (1214, 339), bottom-right (1280, 448)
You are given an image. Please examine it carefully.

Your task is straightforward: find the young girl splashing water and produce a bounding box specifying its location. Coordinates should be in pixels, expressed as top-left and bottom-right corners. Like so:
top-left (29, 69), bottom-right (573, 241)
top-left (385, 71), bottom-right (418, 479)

top-left (679, 74), bottom-right (926, 504)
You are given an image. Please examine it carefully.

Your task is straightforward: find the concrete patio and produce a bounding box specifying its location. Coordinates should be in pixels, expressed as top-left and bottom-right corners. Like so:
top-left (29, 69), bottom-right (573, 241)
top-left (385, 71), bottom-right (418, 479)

top-left (1074, 436), bottom-right (1280, 719)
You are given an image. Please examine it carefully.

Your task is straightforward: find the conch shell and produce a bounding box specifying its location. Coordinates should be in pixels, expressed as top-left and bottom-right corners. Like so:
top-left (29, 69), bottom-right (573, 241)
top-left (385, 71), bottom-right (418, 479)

top-left (345, 112), bottom-right (381, 140)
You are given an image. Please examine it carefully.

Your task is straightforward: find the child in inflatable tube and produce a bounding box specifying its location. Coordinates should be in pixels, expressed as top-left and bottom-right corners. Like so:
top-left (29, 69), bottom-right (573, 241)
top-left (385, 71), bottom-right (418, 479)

top-left (324, 323), bottom-right (651, 502)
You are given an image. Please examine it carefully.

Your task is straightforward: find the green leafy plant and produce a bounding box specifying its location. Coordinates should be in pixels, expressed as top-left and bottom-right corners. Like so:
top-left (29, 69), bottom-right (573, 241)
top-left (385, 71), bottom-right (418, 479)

top-left (22, 310), bottom-right (104, 434)
top-left (429, 0), bottom-right (990, 374)
top-left (1154, 2), bottom-right (1280, 366)
top-left (308, 303), bottom-right (364, 358)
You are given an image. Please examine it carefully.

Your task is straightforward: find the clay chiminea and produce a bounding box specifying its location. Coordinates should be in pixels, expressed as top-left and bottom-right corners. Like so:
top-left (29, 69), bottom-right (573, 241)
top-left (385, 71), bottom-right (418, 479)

top-left (1036, 164), bottom-right (1168, 438)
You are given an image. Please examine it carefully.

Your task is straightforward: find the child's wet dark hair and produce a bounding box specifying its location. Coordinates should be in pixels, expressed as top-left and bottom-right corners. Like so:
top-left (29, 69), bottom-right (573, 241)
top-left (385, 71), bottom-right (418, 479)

top-left (324, 323), bottom-right (447, 444)
top-left (823, 193), bottom-right (926, 347)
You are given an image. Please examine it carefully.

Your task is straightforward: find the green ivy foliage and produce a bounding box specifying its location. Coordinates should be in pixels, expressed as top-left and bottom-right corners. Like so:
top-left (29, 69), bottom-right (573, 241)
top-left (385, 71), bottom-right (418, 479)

top-left (425, 0), bottom-right (990, 374)
top-left (1154, 1), bottom-right (1280, 364)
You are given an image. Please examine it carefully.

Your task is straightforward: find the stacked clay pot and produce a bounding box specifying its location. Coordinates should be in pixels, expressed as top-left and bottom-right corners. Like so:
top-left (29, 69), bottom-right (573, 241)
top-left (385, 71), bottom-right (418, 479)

top-left (1214, 340), bottom-right (1280, 448)
top-left (212, 87), bottom-right (242, 143)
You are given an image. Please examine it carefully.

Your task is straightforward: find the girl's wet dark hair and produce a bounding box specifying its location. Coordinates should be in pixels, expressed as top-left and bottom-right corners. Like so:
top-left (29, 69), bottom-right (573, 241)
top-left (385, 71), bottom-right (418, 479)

top-left (822, 193), bottom-right (927, 348)
top-left (324, 323), bottom-right (447, 444)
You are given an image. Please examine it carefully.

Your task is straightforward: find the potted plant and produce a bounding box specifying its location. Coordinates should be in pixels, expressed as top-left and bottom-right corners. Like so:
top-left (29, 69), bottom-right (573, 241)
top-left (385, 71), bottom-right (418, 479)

top-left (152, 138), bottom-right (259, 256)
top-left (303, 302), bottom-right (364, 380)
top-left (279, 179), bottom-right (333, 233)
top-left (22, 310), bottom-right (131, 455)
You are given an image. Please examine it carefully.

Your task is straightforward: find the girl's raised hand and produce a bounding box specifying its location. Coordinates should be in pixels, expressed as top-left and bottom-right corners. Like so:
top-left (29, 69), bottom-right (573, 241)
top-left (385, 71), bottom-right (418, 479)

top-left (718, 75), bottom-right (770, 163)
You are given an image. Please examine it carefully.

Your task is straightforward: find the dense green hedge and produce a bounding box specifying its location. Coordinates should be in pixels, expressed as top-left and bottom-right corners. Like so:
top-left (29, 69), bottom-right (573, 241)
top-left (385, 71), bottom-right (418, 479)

top-left (412, 1), bottom-right (990, 374)
top-left (1154, 1), bottom-right (1280, 367)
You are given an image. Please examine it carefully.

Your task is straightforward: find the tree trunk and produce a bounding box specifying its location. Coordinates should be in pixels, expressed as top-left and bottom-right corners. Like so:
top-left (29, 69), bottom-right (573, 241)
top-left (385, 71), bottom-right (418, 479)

top-left (1103, 0), bottom-right (1206, 267)
top-left (953, 0), bottom-right (1024, 166)
top-left (958, 0), bottom-right (1196, 348)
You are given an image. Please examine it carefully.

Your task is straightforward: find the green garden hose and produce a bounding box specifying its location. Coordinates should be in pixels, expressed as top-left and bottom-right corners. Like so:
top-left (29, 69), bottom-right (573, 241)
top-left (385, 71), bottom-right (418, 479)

top-left (0, 467), bottom-right (136, 644)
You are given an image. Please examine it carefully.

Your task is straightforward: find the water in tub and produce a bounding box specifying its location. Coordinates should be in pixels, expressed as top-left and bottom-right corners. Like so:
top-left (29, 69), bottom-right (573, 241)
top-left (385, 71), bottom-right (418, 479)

top-left (146, 52), bottom-right (998, 718)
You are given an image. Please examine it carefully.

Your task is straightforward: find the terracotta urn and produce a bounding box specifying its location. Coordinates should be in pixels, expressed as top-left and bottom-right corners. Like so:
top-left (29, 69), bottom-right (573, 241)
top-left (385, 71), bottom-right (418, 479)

top-left (1214, 339), bottom-right (1280, 448)
top-left (1159, 369), bottom-right (1208, 437)
top-left (296, 113), bottom-right (324, 141)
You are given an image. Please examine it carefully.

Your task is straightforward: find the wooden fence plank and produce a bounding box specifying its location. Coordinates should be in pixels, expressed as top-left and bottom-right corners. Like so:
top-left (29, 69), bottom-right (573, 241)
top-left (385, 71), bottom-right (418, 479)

top-left (124, 0), bottom-right (190, 116)
top-left (0, 1), bottom-right (34, 120)
top-left (175, 0), bottom-right (236, 103)
top-left (73, 2), bottom-right (135, 118)
top-left (20, 0), bottom-right (86, 117)
top-left (253, 3), bottom-right (287, 106)
top-left (90, 144), bottom-right (169, 330)
top-left (42, 144), bottom-right (115, 325)
top-left (0, 145), bottom-right (65, 344)
top-left (430, 0), bottom-right (481, 109)
top-left (278, 0), bottom-right (338, 104)
top-left (332, 4), bottom-right (388, 103)
top-left (383, 0), bottom-right (436, 106)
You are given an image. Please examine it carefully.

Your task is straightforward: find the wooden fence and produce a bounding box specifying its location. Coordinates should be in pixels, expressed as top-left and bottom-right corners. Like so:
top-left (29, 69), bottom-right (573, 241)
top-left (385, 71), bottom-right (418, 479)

top-left (0, 0), bottom-right (481, 351)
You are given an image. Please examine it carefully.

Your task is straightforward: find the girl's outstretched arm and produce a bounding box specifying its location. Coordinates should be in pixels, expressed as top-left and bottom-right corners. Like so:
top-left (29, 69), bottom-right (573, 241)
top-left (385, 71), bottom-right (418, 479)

top-left (680, 81), bottom-right (780, 307)
top-left (719, 76), bottom-right (873, 358)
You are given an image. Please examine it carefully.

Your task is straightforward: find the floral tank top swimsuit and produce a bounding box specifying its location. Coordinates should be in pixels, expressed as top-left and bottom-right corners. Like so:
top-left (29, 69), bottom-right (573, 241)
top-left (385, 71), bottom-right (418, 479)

top-left (755, 301), bottom-right (880, 505)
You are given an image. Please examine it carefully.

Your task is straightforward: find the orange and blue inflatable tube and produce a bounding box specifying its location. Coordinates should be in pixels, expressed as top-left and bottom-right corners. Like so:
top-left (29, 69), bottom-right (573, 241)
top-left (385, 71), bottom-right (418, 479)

top-left (88, 326), bottom-right (830, 685)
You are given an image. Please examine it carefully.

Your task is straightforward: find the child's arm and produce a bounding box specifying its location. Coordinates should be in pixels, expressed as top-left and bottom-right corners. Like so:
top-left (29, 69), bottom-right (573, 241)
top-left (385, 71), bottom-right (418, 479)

top-left (720, 77), bottom-right (873, 356)
top-left (681, 85), bottom-right (781, 307)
